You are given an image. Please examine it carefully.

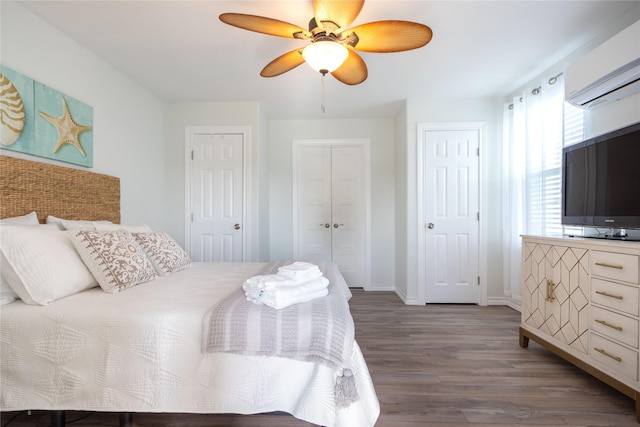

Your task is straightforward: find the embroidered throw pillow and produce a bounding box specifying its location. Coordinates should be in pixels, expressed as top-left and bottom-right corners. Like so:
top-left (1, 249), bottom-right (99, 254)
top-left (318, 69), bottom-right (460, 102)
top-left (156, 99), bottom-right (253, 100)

top-left (69, 230), bottom-right (157, 293)
top-left (132, 231), bottom-right (192, 276)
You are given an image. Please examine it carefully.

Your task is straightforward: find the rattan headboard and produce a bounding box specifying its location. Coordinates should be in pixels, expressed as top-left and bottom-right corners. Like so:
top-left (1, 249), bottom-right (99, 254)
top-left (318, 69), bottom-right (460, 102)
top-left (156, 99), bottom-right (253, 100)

top-left (0, 155), bottom-right (120, 224)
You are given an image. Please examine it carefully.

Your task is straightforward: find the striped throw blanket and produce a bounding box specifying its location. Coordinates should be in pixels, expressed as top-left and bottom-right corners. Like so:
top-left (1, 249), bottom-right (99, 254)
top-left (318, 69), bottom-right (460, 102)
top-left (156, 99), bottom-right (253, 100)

top-left (203, 260), bottom-right (353, 368)
top-left (202, 261), bottom-right (358, 406)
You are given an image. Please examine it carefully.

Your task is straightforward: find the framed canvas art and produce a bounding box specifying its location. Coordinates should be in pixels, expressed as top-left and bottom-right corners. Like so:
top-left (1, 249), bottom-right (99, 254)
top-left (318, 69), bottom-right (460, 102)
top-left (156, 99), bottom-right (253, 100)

top-left (0, 65), bottom-right (93, 167)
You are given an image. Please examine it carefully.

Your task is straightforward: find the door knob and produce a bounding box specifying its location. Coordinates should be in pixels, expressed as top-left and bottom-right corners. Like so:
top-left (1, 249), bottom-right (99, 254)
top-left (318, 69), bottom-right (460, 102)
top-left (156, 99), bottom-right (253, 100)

top-left (234, 223), bottom-right (240, 230)
top-left (427, 222), bottom-right (434, 229)
top-left (334, 223), bottom-right (344, 228)
top-left (320, 223), bottom-right (330, 228)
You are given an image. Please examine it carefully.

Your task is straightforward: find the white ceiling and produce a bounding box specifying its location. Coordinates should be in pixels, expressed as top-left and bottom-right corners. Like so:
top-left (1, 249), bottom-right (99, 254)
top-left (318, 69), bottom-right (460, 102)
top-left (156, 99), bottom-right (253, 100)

top-left (18, 0), bottom-right (640, 119)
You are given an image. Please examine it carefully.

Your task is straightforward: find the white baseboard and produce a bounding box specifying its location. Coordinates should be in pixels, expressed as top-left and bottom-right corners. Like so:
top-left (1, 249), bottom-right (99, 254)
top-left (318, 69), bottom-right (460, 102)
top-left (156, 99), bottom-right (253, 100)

top-left (488, 296), bottom-right (521, 312)
top-left (369, 285), bottom-right (395, 292)
top-left (371, 287), bottom-right (522, 310)
top-left (394, 287), bottom-right (420, 305)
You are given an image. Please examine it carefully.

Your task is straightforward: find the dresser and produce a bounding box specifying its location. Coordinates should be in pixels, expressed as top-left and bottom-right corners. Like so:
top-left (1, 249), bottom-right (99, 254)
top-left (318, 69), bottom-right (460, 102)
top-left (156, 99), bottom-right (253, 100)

top-left (520, 235), bottom-right (640, 421)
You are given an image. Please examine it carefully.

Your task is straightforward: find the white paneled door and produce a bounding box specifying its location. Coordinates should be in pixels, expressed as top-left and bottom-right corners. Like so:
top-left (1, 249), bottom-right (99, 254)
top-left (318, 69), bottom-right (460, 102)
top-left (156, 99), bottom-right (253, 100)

top-left (423, 129), bottom-right (479, 303)
top-left (293, 141), bottom-right (370, 288)
top-left (188, 129), bottom-right (244, 262)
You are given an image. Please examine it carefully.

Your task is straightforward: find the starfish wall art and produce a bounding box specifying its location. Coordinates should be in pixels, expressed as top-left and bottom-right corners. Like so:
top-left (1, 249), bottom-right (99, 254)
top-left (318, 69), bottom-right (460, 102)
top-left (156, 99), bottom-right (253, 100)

top-left (0, 65), bottom-right (93, 167)
top-left (39, 97), bottom-right (91, 157)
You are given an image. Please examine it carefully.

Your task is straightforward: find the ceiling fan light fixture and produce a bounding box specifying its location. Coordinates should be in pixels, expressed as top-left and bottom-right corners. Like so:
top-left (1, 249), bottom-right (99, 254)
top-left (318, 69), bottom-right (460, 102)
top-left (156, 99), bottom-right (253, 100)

top-left (220, 1), bottom-right (433, 85)
top-left (302, 40), bottom-right (348, 75)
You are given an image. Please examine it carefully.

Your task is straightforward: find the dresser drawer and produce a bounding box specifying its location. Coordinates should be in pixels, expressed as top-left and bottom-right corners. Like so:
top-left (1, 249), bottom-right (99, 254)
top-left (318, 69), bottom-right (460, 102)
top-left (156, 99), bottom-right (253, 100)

top-left (591, 278), bottom-right (639, 316)
top-left (591, 250), bottom-right (639, 284)
top-left (590, 333), bottom-right (639, 381)
top-left (591, 305), bottom-right (639, 348)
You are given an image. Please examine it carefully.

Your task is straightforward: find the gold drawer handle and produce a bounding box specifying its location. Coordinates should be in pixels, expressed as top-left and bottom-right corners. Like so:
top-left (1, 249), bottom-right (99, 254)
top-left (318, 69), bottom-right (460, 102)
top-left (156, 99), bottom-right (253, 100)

top-left (545, 279), bottom-right (555, 302)
top-left (595, 262), bottom-right (623, 270)
top-left (595, 319), bottom-right (623, 331)
top-left (595, 290), bottom-right (624, 300)
top-left (594, 347), bottom-right (622, 362)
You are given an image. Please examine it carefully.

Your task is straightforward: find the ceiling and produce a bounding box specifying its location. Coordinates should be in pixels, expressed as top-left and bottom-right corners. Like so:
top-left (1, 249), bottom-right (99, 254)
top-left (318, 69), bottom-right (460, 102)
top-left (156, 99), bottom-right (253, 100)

top-left (17, 0), bottom-right (640, 119)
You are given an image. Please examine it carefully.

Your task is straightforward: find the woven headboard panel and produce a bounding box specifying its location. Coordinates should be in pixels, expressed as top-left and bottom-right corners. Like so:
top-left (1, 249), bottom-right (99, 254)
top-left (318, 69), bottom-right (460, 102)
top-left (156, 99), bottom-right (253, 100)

top-left (0, 156), bottom-right (120, 224)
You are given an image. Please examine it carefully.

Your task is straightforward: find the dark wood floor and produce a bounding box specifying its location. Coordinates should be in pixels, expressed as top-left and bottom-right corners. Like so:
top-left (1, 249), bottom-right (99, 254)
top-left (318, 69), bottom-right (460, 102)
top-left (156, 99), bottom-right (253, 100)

top-left (2, 290), bottom-right (638, 426)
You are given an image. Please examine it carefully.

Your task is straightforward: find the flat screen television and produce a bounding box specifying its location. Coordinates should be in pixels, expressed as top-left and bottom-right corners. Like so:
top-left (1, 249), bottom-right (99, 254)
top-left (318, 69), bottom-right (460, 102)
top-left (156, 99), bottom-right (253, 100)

top-left (562, 121), bottom-right (640, 239)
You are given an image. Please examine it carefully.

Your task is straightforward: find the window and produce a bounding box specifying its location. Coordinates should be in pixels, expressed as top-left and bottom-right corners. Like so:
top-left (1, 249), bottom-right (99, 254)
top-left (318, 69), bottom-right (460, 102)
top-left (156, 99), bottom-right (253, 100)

top-left (561, 103), bottom-right (586, 236)
top-left (502, 72), bottom-right (584, 302)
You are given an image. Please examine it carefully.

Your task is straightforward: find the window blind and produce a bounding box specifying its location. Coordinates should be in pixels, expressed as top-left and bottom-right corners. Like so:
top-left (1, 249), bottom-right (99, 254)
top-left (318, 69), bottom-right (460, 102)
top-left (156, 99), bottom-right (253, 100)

top-left (561, 102), bottom-right (585, 236)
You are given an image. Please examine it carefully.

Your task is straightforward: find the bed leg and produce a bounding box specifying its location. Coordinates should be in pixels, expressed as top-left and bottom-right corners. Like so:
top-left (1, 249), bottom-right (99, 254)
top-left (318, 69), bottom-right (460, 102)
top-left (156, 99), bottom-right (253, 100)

top-left (50, 410), bottom-right (65, 427)
top-left (119, 412), bottom-right (133, 426)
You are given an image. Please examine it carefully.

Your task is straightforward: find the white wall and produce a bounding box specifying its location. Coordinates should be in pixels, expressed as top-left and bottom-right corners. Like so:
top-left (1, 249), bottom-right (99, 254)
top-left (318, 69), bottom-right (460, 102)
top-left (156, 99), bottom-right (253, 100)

top-left (1, 1), bottom-right (167, 229)
top-left (268, 118), bottom-right (396, 289)
top-left (394, 103), bottom-right (409, 299)
top-left (511, 12), bottom-right (640, 139)
top-left (163, 102), bottom-right (263, 260)
top-left (258, 110), bottom-right (271, 261)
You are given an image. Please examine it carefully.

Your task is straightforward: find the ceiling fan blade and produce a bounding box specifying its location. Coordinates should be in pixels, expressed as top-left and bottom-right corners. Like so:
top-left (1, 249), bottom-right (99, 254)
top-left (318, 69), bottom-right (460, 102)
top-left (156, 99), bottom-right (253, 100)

top-left (347, 20), bottom-right (433, 52)
top-left (260, 49), bottom-right (306, 77)
top-left (313, 0), bottom-right (364, 29)
top-left (331, 50), bottom-right (368, 85)
top-left (220, 13), bottom-right (308, 39)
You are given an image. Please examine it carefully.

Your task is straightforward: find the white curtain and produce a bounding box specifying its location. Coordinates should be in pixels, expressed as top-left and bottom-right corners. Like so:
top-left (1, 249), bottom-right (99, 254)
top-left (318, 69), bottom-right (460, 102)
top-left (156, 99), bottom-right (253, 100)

top-left (502, 74), bottom-right (565, 304)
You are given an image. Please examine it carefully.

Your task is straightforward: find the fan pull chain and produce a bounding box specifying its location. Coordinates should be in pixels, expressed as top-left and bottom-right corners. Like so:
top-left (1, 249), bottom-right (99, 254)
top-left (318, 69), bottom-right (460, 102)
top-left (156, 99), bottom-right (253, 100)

top-left (320, 74), bottom-right (326, 113)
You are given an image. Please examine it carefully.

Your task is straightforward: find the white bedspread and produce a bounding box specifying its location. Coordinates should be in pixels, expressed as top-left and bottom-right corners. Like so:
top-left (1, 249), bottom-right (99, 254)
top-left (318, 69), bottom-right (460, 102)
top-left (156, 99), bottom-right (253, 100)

top-left (0, 262), bottom-right (379, 427)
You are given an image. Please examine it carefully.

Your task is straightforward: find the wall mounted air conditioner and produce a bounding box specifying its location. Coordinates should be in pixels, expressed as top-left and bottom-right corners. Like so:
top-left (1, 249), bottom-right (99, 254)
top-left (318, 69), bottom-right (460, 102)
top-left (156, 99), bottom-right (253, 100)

top-left (565, 19), bottom-right (640, 109)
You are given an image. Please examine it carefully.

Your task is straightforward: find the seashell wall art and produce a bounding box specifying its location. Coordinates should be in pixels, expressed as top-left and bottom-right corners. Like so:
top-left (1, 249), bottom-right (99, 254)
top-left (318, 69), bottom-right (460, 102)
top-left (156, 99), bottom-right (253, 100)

top-left (0, 72), bottom-right (25, 146)
top-left (0, 65), bottom-right (93, 167)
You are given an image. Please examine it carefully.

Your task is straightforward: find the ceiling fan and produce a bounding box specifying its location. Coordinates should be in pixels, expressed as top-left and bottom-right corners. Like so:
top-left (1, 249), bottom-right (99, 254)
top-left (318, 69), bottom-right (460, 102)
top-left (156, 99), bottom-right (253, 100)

top-left (219, 0), bottom-right (433, 85)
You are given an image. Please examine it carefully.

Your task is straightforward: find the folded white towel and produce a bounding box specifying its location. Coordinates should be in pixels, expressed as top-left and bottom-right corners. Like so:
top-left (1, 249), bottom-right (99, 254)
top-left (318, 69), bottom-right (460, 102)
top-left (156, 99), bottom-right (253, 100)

top-left (245, 276), bottom-right (330, 309)
top-left (277, 262), bottom-right (322, 282)
top-left (247, 285), bottom-right (330, 309)
top-left (242, 274), bottom-right (297, 292)
top-left (245, 276), bottom-right (329, 300)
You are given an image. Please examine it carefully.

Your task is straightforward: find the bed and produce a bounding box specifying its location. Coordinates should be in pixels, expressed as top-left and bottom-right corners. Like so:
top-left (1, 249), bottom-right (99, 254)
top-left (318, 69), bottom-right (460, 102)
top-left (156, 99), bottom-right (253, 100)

top-left (0, 155), bottom-right (380, 427)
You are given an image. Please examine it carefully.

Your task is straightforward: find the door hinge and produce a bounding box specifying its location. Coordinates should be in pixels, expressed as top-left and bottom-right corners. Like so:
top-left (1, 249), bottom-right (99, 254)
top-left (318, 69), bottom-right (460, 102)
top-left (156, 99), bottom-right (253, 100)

top-left (477, 212), bottom-right (480, 221)
top-left (191, 150), bottom-right (194, 160)
top-left (476, 147), bottom-right (480, 156)
top-left (191, 213), bottom-right (194, 222)
top-left (477, 276), bottom-right (480, 285)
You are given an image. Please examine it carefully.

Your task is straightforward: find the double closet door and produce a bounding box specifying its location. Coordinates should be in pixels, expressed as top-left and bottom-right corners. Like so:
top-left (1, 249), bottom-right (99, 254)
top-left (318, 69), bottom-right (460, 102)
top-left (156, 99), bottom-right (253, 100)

top-left (293, 141), bottom-right (370, 288)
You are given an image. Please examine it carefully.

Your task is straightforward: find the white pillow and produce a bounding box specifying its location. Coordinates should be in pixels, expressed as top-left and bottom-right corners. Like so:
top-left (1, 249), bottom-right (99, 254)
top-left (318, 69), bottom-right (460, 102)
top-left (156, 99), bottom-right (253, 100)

top-left (1, 215), bottom-right (45, 304)
top-left (94, 223), bottom-right (153, 233)
top-left (0, 224), bottom-right (98, 305)
top-left (1, 211), bottom-right (39, 225)
top-left (132, 231), bottom-right (192, 276)
top-left (0, 276), bottom-right (18, 305)
top-left (69, 230), bottom-right (157, 293)
top-left (1, 218), bottom-right (40, 304)
top-left (46, 215), bottom-right (113, 231)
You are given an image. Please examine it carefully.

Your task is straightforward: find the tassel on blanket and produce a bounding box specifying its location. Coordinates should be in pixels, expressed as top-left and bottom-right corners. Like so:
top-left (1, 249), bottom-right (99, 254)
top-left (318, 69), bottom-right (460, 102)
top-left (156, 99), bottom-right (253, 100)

top-left (334, 369), bottom-right (359, 408)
